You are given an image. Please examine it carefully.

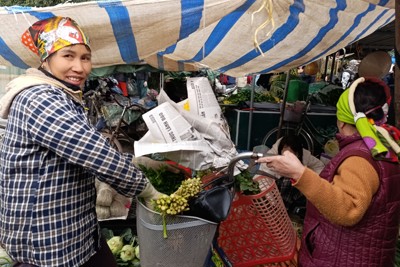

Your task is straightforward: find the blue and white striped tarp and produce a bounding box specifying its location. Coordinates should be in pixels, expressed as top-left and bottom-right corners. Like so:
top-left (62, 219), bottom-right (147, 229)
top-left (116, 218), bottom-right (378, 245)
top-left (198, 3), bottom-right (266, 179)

top-left (0, 0), bottom-right (395, 77)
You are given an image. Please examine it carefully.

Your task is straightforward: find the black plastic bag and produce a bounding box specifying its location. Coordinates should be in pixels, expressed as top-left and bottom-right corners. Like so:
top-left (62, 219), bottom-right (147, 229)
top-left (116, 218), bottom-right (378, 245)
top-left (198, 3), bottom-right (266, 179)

top-left (185, 174), bottom-right (234, 223)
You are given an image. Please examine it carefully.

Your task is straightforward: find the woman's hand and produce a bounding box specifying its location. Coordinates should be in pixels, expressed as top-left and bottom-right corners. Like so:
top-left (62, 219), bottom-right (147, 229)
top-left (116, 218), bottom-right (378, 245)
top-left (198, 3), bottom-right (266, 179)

top-left (256, 150), bottom-right (306, 181)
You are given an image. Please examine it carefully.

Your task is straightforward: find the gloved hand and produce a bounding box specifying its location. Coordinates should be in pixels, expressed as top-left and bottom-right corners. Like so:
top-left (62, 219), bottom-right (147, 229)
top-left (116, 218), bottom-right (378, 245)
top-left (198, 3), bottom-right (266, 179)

top-left (138, 181), bottom-right (167, 209)
top-left (132, 156), bottom-right (181, 174)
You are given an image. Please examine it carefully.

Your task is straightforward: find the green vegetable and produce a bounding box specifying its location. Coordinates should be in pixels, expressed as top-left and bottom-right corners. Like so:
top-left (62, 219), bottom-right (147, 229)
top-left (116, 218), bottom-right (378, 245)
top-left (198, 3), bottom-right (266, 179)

top-left (0, 248), bottom-right (12, 267)
top-left (134, 245), bottom-right (140, 259)
top-left (103, 228), bottom-right (140, 267)
top-left (120, 245), bottom-right (136, 262)
top-left (211, 248), bottom-right (225, 267)
top-left (234, 170), bottom-right (261, 195)
top-left (132, 258), bottom-right (141, 267)
top-left (223, 88), bottom-right (276, 104)
top-left (107, 236), bottom-right (124, 254)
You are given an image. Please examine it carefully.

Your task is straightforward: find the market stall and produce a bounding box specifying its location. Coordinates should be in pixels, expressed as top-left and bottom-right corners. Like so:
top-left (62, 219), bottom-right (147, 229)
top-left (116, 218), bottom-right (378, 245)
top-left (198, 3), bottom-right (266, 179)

top-left (0, 0), bottom-right (398, 266)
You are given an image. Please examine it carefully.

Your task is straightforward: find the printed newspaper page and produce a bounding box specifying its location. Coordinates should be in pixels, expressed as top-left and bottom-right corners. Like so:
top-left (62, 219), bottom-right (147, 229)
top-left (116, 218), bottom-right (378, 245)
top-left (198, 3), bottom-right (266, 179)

top-left (134, 77), bottom-right (246, 171)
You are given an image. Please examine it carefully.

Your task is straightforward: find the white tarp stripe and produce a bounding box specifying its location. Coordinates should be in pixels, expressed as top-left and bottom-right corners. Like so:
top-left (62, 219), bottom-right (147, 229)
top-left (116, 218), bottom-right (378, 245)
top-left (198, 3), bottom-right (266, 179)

top-left (0, 5), bottom-right (122, 68)
top-left (0, 0), bottom-right (244, 68)
top-left (155, 0), bottom-right (307, 74)
top-left (139, 0), bottom-right (245, 61)
top-left (217, 0), bottom-right (383, 74)
top-left (148, 53), bottom-right (199, 72)
top-left (154, 0), bottom-right (394, 76)
top-left (123, 0), bottom-right (182, 60)
top-left (344, 10), bottom-right (394, 49)
top-left (0, 7), bottom-right (55, 68)
top-left (255, 2), bottom-right (393, 74)
top-left (155, 22), bottom-right (219, 71)
top-left (0, 0), bottom-right (395, 76)
top-left (0, 36), bottom-right (30, 70)
top-left (152, 0), bottom-right (261, 72)
top-left (97, 1), bottom-right (138, 63)
top-left (157, 0), bottom-right (205, 58)
top-left (180, 0), bottom-right (256, 64)
top-left (362, 0), bottom-right (394, 9)
top-left (153, 0), bottom-right (315, 74)
top-left (44, 5), bottom-right (123, 67)
top-left (156, 0), bottom-right (251, 67)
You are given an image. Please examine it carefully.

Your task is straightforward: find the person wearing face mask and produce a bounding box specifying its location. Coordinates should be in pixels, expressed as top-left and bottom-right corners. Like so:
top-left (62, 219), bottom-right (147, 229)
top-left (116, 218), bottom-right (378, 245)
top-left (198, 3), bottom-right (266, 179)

top-left (0, 16), bottom-right (172, 267)
top-left (257, 77), bottom-right (400, 266)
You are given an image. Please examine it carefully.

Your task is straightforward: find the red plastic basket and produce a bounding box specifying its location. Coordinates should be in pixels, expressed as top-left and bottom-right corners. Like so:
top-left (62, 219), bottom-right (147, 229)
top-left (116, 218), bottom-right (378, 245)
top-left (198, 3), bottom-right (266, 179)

top-left (218, 175), bottom-right (297, 267)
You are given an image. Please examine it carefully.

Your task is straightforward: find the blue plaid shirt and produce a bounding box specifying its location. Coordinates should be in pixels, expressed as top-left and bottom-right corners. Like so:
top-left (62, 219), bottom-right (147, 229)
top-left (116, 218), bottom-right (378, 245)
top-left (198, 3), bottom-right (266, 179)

top-left (0, 84), bottom-right (147, 266)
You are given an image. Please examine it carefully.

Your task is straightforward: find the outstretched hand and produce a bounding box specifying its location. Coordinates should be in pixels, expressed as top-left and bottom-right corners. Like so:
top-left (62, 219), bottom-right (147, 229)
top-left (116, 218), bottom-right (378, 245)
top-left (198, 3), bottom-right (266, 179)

top-left (256, 150), bottom-right (306, 181)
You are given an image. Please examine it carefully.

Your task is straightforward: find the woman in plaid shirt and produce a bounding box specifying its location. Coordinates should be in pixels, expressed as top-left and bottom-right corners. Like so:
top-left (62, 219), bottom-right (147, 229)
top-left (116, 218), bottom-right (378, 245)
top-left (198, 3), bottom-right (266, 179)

top-left (0, 16), bottom-right (166, 267)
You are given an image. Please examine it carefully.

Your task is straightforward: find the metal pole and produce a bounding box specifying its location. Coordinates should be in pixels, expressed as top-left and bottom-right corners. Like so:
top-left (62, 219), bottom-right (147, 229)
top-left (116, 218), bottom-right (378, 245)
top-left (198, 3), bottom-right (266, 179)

top-left (329, 52), bottom-right (336, 83)
top-left (324, 55), bottom-right (329, 80)
top-left (160, 72), bottom-right (165, 91)
top-left (277, 70), bottom-right (291, 139)
top-left (246, 75), bottom-right (256, 150)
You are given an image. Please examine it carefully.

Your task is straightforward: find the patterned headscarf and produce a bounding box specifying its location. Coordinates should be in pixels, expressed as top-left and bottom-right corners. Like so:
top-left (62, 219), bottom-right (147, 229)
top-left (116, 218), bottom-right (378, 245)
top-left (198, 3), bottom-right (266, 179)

top-left (337, 77), bottom-right (400, 163)
top-left (21, 16), bottom-right (90, 62)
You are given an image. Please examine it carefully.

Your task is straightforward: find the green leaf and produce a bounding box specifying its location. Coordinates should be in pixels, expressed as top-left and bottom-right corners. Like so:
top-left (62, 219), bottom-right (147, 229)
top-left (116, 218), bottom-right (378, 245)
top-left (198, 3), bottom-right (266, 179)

top-left (101, 228), bottom-right (114, 240)
top-left (120, 228), bottom-right (133, 242)
top-left (140, 165), bottom-right (186, 195)
top-left (234, 170), bottom-right (261, 195)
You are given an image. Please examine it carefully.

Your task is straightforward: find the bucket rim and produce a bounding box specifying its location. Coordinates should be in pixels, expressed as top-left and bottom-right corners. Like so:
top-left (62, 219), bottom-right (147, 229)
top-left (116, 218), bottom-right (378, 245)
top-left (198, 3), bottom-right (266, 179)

top-left (136, 197), bottom-right (218, 225)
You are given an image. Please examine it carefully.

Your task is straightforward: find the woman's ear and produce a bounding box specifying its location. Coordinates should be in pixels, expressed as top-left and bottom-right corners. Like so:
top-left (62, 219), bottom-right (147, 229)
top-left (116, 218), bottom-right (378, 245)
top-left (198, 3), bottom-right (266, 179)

top-left (40, 62), bottom-right (47, 71)
top-left (337, 120), bottom-right (345, 130)
top-left (40, 58), bottom-right (50, 71)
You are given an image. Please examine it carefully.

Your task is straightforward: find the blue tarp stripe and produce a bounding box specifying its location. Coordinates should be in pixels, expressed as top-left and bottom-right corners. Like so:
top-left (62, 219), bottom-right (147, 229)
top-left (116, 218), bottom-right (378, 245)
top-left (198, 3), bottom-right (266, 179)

top-left (180, 0), bottom-right (204, 40)
top-left (189, 0), bottom-right (256, 62)
top-left (378, 0), bottom-right (390, 6)
top-left (158, 0), bottom-right (204, 56)
top-left (162, 44), bottom-right (177, 56)
top-left (157, 54), bottom-right (164, 70)
top-left (0, 37), bottom-right (30, 69)
top-left (4, 6), bottom-right (54, 20)
top-left (305, 4), bottom-right (383, 64)
top-left (255, 3), bottom-right (390, 74)
top-left (262, 4), bottom-right (390, 74)
top-left (258, 0), bottom-right (348, 73)
top-left (1, 7), bottom-right (55, 69)
top-left (218, 0), bottom-right (305, 73)
top-left (98, 1), bottom-right (139, 63)
top-left (166, 0), bottom-right (255, 69)
top-left (5, 7), bottom-right (54, 20)
top-left (347, 11), bottom-right (394, 47)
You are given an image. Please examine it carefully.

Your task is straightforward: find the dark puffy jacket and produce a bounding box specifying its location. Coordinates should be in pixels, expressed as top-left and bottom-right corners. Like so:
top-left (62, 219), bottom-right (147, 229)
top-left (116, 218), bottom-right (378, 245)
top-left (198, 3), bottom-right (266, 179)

top-left (299, 134), bottom-right (400, 267)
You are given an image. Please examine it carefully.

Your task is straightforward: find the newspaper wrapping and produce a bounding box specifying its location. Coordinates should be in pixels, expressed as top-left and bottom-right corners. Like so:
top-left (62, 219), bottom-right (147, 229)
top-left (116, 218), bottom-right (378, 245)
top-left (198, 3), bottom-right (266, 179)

top-left (134, 77), bottom-right (246, 171)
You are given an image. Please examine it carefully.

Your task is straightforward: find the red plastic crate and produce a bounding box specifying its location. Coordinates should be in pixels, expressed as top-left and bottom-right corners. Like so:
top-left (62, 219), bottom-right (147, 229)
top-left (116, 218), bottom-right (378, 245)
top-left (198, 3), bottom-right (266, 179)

top-left (218, 175), bottom-right (297, 267)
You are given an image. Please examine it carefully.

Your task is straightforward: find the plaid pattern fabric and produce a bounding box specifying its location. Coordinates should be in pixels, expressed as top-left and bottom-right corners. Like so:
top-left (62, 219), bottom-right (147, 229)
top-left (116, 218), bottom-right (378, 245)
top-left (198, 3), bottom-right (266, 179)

top-left (275, 177), bottom-right (306, 212)
top-left (0, 85), bottom-right (147, 266)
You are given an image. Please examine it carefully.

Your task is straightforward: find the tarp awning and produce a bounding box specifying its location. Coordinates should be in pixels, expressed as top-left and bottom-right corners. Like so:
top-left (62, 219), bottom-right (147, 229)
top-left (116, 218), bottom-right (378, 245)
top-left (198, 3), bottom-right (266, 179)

top-left (0, 0), bottom-right (395, 77)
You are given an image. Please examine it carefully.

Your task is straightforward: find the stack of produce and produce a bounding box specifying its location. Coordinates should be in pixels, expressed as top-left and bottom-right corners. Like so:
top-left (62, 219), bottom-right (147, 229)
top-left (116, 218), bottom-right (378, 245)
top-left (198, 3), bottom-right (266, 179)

top-left (103, 228), bottom-right (140, 267)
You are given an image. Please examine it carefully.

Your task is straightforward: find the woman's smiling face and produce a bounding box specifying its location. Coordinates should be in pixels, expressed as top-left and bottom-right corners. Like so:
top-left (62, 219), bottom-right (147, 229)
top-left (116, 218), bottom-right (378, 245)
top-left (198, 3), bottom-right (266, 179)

top-left (42, 44), bottom-right (92, 88)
